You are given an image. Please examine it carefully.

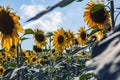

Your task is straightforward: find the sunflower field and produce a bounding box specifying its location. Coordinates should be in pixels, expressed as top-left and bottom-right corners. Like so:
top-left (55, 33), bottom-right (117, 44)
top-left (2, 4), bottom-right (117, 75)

top-left (0, 0), bottom-right (119, 80)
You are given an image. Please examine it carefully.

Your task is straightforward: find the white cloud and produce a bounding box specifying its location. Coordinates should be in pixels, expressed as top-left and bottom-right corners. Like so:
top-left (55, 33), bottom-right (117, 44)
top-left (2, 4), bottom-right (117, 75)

top-left (20, 4), bottom-right (46, 18)
top-left (20, 4), bottom-right (62, 32)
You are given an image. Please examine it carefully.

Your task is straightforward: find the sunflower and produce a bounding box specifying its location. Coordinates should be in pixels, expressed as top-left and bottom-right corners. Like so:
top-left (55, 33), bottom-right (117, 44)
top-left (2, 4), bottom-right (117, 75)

top-left (77, 27), bottom-right (87, 46)
top-left (0, 6), bottom-right (24, 51)
top-left (0, 53), bottom-right (3, 64)
top-left (88, 30), bottom-right (104, 42)
top-left (25, 52), bottom-right (38, 65)
top-left (25, 59), bottom-right (31, 65)
top-left (33, 45), bottom-right (42, 53)
top-left (84, 0), bottom-right (111, 29)
top-left (0, 65), bottom-right (5, 76)
top-left (50, 51), bottom-right (55, 59)
top-left (23, 51), bottom-right (32, 58)
top-left (65, 30), bottom-right (75, 47)
top-left (1, 52), bottom-right (8, 64)
top-left (37, 58), bottom-right (42, 64)
top-left (53, 28), bottom-right (67, 51)
top-left (4, 52), bottom-right (15, 62)
top-left (31, 55), bottom-right (37, 64)
top-left (34, 29), bottom-right (46, 48)
top-left (74, 38), bottom-right (79, 45)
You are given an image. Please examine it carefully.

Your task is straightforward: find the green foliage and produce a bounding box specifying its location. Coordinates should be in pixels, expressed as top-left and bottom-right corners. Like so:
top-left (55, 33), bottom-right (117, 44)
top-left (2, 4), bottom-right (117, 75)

top-left (59, 0), bottom-right (83, 8)
top-left (8, 62), bottom-right (17, 67)
top-left (0, 0), bottom-right (115, 80)
top-left (91, 4), bottom-right (104, 13)
top-left (20, 37), bottom-right (30, 41)
top-left (46, 32), bottom-right (53, 37)
top-left (79, 73), bottom-right (93, 80)
top-left (21, 57), bottom-right (28, 62)
top-left (89, 29), bottom-right (101, 36)
top-left (24, 28), bottom-right (34, 35)
top-left (34, 31), bottom-right (42, 35)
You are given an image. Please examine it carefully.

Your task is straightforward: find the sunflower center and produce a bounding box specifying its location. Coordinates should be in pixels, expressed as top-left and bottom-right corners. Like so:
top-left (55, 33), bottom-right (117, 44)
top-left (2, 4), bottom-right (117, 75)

top-left (57, 35), bottom-right (64, 44)
top-left (0, 68), bottom-right (3, 74)
top-left (90, 4), bottom-right (107, 23)
top-left (35, 34), bottom-right (44, 42)
top-left (80, 32), bottom-right (86, 40)
top-left (0, 10), bottom-right (14, 35)
top-left (32, 57), bottom-right (36, 62)
top-left (91, 36), bottom-right (97, 41)
top-left (75, 39), bottom-right (79, 45)
top-left (33, 45), bottom-right (42, 53)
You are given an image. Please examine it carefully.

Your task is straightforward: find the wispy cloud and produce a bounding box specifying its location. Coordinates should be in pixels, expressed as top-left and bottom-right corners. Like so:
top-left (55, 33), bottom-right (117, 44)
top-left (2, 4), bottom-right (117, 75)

top-left (20, 4), bottom-right (62, 32)
top-left (20, 4), bottom-right (46, 18)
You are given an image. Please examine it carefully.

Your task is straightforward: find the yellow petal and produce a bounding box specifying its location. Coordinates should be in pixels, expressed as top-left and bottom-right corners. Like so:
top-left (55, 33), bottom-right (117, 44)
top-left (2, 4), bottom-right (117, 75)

top-left (2, 35), bottom-right (12, 51)
top-left (14, 23), bottom-right (24, 33)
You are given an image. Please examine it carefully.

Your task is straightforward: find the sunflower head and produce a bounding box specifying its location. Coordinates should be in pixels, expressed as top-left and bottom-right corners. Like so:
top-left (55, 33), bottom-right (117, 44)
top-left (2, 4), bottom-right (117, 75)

top-left (65, 30), bottom-right (75, 46)
top-left (36, 58), bottom-right (43, 65)
top-left (0, 65), bottom-right (5, 76)
top-left (25, 59), bottom-right (31, 65)
top-left (88, 30), bottom-right (104, 42)
top-left (0, 53), bottom-right (3, 64)
top-left (23, 51), bottom-right (32, 58)
top-left (0, 6), bottom-right (24, 51)
top-left (5, 52), bottom-right (14, 59)
top-left (84, 0), bottom-right (111, 29)
top-left (31, 55), bottom-right (37, 64)
top-left (0, 6), bottom-right (14, 35)
top-left (90, 34), bottom-right (99, 42)
top-left (53, 28), bottom-right (67, 51)
top-left (77, 27), bottom-right (87, 46)
top-left (33, 45), bottom-right (42, 53)
top-left (74, 38), bottom-right (79, 45)
top-left (34, 29), bottom-right (46, 48)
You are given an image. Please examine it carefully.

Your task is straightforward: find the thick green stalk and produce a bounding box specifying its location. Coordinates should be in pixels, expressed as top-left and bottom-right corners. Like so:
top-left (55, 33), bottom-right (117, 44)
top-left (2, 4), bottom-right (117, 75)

top-left (16, 45), bottom-right (20, 80)
top-left (49, 36), bottom-right (53, 80)
top-left (19, 44), bottom-right (25, 79)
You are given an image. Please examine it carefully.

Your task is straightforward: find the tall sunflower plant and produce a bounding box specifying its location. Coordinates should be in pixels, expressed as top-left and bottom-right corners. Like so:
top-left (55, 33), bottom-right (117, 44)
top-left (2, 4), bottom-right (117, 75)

top-left (0, 0), bottom-right (118, 79)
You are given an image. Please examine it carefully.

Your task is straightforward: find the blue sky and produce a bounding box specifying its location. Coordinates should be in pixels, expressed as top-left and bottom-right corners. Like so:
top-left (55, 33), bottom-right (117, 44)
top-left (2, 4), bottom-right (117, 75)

top-left (0, 0), bottom-right (120, 50)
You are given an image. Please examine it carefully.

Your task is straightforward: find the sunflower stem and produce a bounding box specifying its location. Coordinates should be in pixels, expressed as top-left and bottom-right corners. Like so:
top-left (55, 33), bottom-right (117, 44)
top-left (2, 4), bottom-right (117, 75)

top-left (49, 35), bottom-right (53, 79)
top-left (110, 0), bottom-right (115, 29)
top-left (16, 45), bottom-right (20, 80)
top-left (19, 44), bottom-right (25, 79)
top-left (49, 36), bottom-right (52, 50)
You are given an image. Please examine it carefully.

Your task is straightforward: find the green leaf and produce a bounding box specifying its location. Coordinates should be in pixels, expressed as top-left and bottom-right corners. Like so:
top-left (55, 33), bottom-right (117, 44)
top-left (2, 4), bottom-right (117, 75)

top-left (20, 37), bottom-right (30, 41)
top-left (8, 62), bottom-right (17, 67)
top-left (47, 32), bottom-right (53, 37)
top-left (24, 28), bottom-right (34, 35)
top-left (66, 76), bottom-right (70, 80)
top-left (91, 4), bottom-right (104, 14)
top-left (79, 73), bottom-right (93, 80)
top-left (89, 29), bottom-right (101, 36)
top-left (34, 31), bottom-right (42, 35)
top-left (21, 57), bottom-right (28, 62)
top-left (55, 55), bottom-right (63, 62)
top-left (59, 0), bottom-right (75, 8)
